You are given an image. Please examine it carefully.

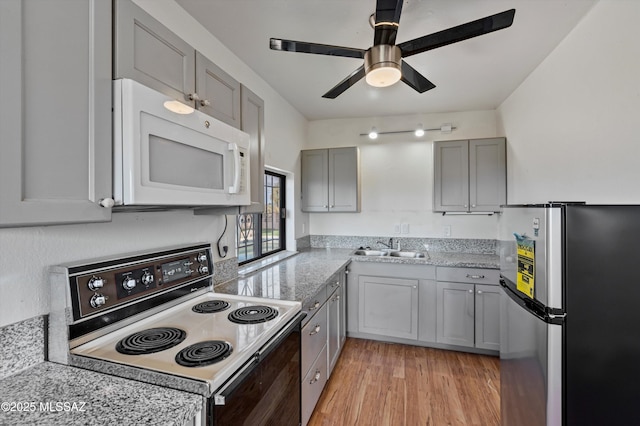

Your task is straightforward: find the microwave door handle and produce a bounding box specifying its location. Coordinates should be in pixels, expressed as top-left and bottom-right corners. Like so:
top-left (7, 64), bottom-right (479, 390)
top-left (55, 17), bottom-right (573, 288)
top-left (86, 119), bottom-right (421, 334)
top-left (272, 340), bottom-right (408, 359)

top-left (228, 142), bottom-right (241, 194)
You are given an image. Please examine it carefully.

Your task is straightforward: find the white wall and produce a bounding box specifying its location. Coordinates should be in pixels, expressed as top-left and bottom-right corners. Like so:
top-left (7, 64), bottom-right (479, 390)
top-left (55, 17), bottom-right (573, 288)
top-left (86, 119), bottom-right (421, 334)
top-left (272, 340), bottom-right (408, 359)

top-left (497, 0), bottom-right (640, 204)
top-left (306, 111), bottom-right (501, 239)
top-left (0, 0), bottom-right (309, 327)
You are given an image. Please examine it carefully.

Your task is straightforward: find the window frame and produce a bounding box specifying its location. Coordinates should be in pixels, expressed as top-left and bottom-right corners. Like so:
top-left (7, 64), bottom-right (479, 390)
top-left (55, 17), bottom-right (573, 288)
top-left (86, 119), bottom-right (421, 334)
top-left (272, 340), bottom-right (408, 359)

top-left (236, 170), bottom-right (286, 265)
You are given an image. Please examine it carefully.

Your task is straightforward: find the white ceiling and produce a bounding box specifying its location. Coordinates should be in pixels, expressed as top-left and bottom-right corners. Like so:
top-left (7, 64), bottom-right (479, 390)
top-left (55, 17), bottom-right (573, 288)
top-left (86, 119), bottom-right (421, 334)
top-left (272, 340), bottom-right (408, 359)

top-left (175, 0), bottom-right (597, 121)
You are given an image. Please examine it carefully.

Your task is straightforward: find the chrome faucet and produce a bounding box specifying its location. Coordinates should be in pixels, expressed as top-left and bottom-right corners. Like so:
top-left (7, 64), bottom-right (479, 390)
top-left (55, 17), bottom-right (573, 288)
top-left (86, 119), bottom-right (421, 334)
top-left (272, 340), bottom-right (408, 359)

top-left (376, 238), bottom-right (393, 249)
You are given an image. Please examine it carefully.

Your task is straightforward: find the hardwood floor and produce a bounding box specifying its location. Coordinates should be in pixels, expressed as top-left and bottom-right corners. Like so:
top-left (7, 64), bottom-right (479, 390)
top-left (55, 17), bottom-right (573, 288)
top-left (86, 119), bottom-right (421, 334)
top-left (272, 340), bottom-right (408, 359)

top-left (308, 338), bottom-right (500, 426)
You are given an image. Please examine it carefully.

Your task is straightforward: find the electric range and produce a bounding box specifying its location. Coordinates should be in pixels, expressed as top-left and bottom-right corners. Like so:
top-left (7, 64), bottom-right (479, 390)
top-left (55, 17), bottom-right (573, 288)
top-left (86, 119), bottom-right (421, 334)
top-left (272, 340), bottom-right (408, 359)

top-left (48, 244), bottom-right (303, 425)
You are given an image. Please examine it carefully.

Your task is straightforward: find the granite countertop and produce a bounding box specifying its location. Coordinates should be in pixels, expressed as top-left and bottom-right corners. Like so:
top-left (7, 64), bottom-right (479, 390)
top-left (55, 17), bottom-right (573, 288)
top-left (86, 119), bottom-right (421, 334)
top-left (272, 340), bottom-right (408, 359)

top-left (0, 362), bottom-right (202, 426)
top-left (214, 248), bottom-right (499, 305)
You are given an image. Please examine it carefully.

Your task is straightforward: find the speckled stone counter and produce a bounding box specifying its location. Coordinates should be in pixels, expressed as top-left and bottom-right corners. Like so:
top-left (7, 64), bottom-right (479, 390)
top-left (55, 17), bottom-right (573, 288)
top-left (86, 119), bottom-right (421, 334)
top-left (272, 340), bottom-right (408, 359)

top-left (213, 248), bottom-right (498, 305)
top-left (0, 362), bottom-right (203, 426)
top-left (214, 248), bottom-right (353, 307)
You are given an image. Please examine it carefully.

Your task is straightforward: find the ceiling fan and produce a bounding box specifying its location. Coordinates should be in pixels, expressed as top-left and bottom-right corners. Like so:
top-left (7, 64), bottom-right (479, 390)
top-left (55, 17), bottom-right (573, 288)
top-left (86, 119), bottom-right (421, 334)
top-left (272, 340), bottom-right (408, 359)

top-left (269, 0), bottom-right (515, 99)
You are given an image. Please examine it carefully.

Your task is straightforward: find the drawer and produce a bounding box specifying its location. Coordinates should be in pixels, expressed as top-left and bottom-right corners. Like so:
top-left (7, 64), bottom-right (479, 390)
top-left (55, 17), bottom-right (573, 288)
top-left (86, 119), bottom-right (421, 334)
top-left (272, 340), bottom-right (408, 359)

top-left (301, 301), bottom-right (328, 375)
top-left (301, 344), bottom-right (328, 426)
top-left (436, 267), bottom-right (499, 285)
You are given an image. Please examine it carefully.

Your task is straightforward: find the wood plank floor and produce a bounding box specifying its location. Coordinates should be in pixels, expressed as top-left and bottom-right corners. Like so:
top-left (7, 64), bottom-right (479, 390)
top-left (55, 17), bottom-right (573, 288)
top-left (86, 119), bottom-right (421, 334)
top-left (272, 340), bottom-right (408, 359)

top-left (308, 338), bottom-right (500, 426)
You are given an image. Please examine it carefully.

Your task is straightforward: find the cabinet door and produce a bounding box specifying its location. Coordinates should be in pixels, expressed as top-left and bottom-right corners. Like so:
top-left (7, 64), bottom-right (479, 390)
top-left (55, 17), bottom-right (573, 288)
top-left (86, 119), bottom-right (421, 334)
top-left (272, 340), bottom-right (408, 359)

top-left (0, 0), bottom-right (112, 227)
top-left (328, 147), bottom-right (359, 212)
top-left (475, 284), bottom-right (501, 351)
top-left (436, 281), bottom-right (475, 347)
top-left (195, 52), bottom-right (241, 128)
top-left (433, 140), bottom-right (469, 212)
top-left (239, 85), bottom-right (265, 214)
top-left (301, 150), bottom-right (329, 212)
top-left (358, 275), bottom-right (418, 340)
top-left (114, 0), bottom-right (195, 104)
top-left (469, 138), bottom-right (506, 212)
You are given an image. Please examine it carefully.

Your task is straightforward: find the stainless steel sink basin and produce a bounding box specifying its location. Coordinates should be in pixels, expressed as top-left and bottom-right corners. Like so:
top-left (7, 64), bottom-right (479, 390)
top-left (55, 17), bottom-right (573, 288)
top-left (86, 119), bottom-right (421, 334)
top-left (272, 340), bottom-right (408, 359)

top-left (388, 251), bottom-right (426, 258)
top-left (353, 249), bottom-right (389, 256)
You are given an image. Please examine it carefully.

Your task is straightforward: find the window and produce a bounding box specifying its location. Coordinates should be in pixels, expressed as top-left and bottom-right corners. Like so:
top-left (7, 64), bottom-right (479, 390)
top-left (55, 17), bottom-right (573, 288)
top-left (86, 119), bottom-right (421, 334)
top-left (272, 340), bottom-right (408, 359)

top-left (237, 170), bottom-right (286, 263)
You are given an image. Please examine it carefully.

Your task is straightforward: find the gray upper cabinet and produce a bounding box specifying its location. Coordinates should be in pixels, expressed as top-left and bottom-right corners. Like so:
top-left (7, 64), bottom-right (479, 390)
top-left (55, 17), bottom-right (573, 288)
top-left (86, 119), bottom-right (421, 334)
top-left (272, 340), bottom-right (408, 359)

top-left (239, 85), bottom-right (265, 213)
top-left (114, 0), bottom-right (195, 103)
top-left (196, 53), bottom-right (241, 128)
top-left (434, 137), bottom-right (506, 212)
top-left (114, 0), bottom-right (241, 128)
top-left (301, 147), bottom-right (360, 213)
top-left (0, 0), bottom-right (112, 227)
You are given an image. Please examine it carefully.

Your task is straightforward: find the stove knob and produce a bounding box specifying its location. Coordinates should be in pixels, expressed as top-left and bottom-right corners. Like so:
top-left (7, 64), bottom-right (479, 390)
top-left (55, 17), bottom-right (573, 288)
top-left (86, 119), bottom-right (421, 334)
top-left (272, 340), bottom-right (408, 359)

top-left (90, 293), bottom-right (107, 308)
top-left (198, 265), bottom-right (209, 274)
top-left (122, 276), bottom-right (137, 291)
top-left (141, 272), bottom-right (154, 285)
top-left (197, 253), bottom-right (207, 263)
top-left (88, 276), bottom-right (105, 291)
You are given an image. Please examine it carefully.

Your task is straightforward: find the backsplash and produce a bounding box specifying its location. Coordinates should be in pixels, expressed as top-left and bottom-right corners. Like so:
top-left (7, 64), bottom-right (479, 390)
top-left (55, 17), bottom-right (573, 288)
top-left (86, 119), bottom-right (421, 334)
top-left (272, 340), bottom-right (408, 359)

top-left (1, 316), bottom-right (45, 379)
top-left (309, 235), bottom-right (496, 254)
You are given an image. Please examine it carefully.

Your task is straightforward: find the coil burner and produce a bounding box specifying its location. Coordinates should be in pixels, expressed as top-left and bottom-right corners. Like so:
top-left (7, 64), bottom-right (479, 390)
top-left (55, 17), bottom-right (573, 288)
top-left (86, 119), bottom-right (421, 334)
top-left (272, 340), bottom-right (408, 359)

top-left (228, 306), bottom-right (279, 324)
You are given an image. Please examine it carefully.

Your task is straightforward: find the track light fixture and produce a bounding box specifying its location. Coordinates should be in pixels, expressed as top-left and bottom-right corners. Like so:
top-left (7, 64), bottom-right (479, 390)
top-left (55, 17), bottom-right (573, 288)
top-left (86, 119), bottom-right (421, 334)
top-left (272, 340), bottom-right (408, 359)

top-left (361, 123), bottom-right (455, 139)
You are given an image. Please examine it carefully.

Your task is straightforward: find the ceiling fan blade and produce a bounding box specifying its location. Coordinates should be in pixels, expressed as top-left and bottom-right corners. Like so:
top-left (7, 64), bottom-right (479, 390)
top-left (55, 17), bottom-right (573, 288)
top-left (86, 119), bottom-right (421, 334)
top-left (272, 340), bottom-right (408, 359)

top-left (398, 9), bottom-right (516, 58)
top-left (270, 38), bottom-right (365, 59)
top-left (400, 61), bottom-right (436, 93)
top-left (373, 0), bottom-right (404, 45)
top-left (322, 66), bottom-right (366, 99)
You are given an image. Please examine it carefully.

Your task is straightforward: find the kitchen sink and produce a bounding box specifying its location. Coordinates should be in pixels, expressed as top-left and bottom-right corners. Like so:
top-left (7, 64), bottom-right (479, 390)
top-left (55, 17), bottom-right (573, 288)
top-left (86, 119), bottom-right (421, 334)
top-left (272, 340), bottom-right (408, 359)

top-left (352, 249), bottom-right (389, 256)
top-left (389, 251), bottom-right (426, 258)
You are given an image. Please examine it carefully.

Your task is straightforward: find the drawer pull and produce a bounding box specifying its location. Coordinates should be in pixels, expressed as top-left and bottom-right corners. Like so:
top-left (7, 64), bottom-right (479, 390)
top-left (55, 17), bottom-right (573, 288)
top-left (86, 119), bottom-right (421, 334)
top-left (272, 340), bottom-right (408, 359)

top-left (309, 301), bottom-right (321, 310)
top-left (466, 274), bottom-right (485, 279)
top-left (332, 280), bottom-right (340, 288)
top-left (309, 324), bottom-right (321, 335)
top-left (310, 370), bottom-right (321, 384)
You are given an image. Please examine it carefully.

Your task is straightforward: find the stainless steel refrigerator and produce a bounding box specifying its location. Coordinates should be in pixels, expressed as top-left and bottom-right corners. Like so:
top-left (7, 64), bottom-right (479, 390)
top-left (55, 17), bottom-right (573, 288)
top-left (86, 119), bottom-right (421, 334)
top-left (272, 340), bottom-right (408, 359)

top-left (499, 203), bottom-right (640, 426)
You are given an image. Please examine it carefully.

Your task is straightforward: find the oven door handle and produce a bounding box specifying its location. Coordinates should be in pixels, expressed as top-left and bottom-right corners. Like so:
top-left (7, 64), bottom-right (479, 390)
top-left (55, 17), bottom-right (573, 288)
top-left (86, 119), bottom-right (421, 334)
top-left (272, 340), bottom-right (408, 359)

top-left (214, 356), bottom-right (258, 405)
top-left (213, 312), bottom-right (306, 405)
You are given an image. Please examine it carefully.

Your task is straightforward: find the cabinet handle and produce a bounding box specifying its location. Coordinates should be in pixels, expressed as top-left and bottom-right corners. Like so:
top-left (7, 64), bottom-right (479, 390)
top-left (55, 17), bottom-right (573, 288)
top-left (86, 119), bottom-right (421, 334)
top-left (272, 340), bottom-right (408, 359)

top-left (98, 198), bottom-right (115, 208)
top-left (323, 205), bottom-right (328, 208)
top-left (310, 370), bottom-right (321, 384)
top-left (188, 92), bottom-right (200, 101)
top-left (413, 286), bottom-right (417, 289)
top-left (477, 290), bottom-right (483, 294)
top-left (308, 301), bottom-right (321, 310)
top-left (331, 295), bottom-right (340, 302)
top-left (332, 280), bottom-right (340, 288)
top-left (200, 99), bottom-right (211, 107)
top-left (468, 289), bottom-right (473, 293)
top-left (330, 205), bottom-right (335, 208)
top-left (466, 274), bottom-right (485, 279)
top-left (471, 204), bottom-right (476, 208)
top-left (309, 324), bottom-right (321, 335)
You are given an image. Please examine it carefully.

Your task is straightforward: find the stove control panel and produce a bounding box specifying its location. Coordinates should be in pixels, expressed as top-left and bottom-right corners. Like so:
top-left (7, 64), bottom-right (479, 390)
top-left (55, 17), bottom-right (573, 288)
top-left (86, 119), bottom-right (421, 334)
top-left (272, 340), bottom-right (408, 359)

top-left (71, 246), bottom-right (213, 319)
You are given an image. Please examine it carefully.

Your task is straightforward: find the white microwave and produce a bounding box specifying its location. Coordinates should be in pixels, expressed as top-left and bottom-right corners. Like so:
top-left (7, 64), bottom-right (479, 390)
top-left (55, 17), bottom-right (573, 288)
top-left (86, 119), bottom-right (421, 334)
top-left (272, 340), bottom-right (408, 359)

top-left (113, 79), bottom-right (250, 208)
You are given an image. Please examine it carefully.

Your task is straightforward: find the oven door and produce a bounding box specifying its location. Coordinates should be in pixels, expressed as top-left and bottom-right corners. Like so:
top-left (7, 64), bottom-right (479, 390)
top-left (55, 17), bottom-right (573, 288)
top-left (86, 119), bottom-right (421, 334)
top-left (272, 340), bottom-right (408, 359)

top-left (113, 78), bottom-right (250, 207)
top-left (210, 313), bottom-right (304, 426)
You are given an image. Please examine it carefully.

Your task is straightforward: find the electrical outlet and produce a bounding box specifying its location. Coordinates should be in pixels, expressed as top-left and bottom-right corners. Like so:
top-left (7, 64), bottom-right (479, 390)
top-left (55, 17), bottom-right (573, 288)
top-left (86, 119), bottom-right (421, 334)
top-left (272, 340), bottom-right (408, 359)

top-left (401, 223), bottom-right (409, 234)
top-left (443, 225), bottom-right (451, 237)
top-left (393, 224), bottom-right (401, 234)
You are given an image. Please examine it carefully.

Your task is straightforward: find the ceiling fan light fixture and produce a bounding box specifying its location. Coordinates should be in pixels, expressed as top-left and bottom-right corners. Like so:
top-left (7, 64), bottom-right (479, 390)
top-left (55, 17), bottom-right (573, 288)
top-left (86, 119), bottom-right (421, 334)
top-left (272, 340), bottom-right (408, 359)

top-left (364, 45), bottom-right (402, 88)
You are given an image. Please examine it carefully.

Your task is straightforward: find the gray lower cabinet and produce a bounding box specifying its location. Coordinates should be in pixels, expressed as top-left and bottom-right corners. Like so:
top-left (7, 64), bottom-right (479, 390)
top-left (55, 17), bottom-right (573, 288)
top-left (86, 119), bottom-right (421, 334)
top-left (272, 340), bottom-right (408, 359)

top-left (433, 137), bottom-right (506, 212)
top-left (301, 147), bottom-right (360, 213)
top-left (474, 284), bottom-right (501, 351)
top-left (436, 281), bottom-right (476, 347)
top-left (301, 267), bottom-right (348, 425)
top-left (347, 262), bottom-right (499, 353)
top-left (358, 275), bottom-right (418, 340)
top-left (0, 0), bottom-right (112, 227)
top-left (436, 267), bottom-right (501, 350)
top-left (114, 0), bottom-right (241, 128)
